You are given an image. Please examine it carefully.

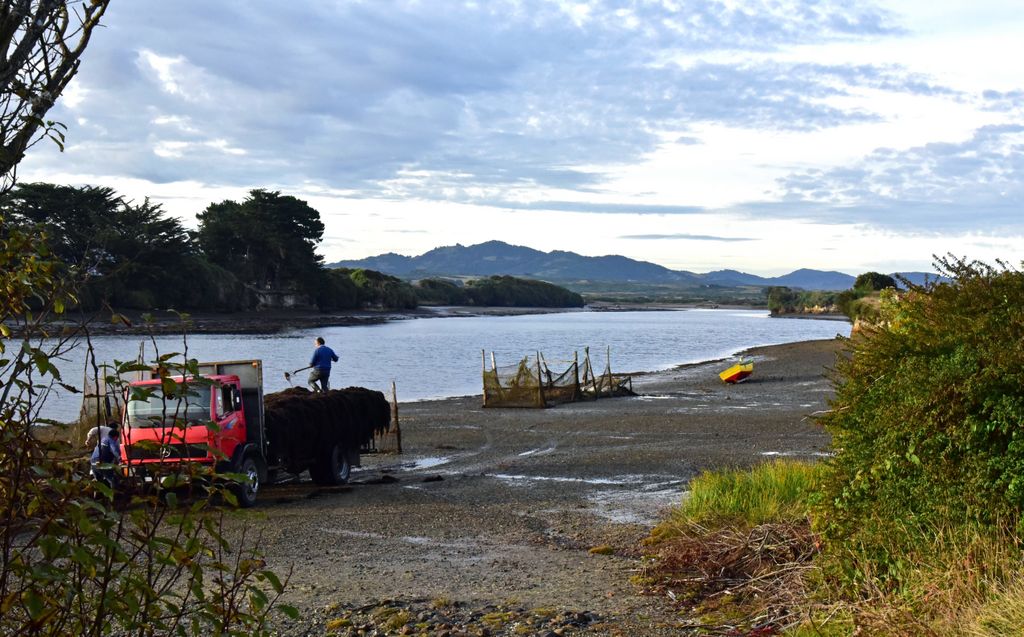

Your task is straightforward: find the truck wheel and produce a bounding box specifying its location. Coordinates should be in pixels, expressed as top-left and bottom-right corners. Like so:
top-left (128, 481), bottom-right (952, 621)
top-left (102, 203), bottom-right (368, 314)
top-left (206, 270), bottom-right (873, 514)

top-left (312, 444), bottom-right (350, 486)
top-left (233, 456), bottom-right (260, 507)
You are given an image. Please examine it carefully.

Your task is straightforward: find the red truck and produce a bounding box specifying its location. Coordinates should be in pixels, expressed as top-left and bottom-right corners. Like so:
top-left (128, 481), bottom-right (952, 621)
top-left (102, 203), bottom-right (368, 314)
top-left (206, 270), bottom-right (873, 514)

top-left (120, 360), bottom-right (384, 507)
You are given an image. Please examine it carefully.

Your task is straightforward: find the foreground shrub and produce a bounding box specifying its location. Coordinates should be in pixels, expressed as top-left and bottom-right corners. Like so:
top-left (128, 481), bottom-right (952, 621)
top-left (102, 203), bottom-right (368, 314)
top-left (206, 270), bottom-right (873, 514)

top-left (1, 218), bottom-right (293, 635)
top-left (816, 258), bottom-right (1024, 587)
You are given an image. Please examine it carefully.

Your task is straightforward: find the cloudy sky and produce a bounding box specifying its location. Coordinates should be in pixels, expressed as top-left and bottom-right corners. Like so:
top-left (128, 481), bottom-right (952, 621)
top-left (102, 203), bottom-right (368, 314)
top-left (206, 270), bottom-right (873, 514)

top-left (19, 0), bottom-right (1024, 275)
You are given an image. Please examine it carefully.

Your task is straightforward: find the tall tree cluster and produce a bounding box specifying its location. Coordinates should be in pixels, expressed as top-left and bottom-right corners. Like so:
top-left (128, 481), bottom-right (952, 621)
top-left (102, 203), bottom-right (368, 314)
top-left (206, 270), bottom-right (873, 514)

top-left (196, 189), bottom-right (325, 293)
top-left (1, 182), bottom-right (589, 313)
top-left (0, 184), bottom-right (331, 311)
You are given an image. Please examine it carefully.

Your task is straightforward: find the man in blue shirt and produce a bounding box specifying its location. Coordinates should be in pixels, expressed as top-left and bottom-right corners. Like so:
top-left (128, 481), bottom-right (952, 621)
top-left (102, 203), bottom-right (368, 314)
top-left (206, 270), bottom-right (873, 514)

top-left (309, 336), bottom-right (339, 392)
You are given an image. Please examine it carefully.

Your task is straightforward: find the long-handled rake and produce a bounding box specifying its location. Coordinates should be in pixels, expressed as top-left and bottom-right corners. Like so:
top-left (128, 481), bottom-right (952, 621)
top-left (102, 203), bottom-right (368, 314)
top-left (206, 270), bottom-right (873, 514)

top-left (283, 365), bottom-right (313, 385)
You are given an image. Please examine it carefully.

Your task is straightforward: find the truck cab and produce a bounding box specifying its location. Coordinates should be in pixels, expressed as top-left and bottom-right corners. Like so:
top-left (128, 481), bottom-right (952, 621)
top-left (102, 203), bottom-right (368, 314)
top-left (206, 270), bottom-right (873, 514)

top-left (121, 360), bottom-right (268, 506)
top-left (123, 374), bottom-right (245, 464)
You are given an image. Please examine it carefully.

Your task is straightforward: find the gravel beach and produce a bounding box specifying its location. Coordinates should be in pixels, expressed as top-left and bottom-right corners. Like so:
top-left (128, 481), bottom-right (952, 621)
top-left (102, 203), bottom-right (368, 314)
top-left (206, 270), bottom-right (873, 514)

top-left (243, 337), bottom-right (844, 636)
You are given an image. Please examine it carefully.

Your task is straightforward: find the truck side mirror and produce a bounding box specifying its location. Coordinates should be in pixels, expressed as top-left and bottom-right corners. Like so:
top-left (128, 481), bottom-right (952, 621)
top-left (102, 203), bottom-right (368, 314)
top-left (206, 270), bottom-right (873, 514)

top-left (232, 388), bottom-right (242, 411)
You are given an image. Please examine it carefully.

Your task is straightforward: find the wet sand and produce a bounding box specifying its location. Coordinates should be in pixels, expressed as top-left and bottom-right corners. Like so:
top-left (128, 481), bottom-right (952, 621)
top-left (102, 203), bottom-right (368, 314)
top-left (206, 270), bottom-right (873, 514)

top-left (244, 337), bottom-right (844, 635)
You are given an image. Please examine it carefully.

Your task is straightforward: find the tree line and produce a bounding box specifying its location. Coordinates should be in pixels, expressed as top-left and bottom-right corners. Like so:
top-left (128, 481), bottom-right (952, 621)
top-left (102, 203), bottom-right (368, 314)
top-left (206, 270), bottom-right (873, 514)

top-left (766, 271), bottom-right (898, 319)
top-left (0, 183), bottom-right (583, 312)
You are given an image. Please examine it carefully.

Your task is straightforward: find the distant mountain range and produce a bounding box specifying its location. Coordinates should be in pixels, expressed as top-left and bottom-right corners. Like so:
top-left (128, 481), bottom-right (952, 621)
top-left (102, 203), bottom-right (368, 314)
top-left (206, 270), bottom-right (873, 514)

top-left (328, 240), bottom-right (940, 291)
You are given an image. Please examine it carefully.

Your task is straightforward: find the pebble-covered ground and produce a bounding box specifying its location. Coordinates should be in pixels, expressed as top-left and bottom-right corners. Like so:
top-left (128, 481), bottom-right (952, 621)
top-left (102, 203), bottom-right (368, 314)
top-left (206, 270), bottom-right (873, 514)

top-left (238, 338), bottom-right (843, 635)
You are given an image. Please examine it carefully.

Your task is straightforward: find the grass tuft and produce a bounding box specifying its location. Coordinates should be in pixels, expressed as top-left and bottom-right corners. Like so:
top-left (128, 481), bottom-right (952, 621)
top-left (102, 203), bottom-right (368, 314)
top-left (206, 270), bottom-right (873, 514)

top-left (652, 459), bottom-right (817, 543)
top-left (965, 577), bottom-right (1024, 636)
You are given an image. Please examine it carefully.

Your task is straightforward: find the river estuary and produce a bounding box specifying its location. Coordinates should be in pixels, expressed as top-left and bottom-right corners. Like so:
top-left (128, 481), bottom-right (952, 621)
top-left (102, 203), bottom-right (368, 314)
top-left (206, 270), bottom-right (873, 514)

top-left (42, 308), bottom-right (849, 422)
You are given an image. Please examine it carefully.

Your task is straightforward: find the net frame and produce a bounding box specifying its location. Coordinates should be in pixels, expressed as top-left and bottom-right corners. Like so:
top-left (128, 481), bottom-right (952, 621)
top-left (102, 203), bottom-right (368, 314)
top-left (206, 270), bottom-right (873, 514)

top-left (482, 347), bottom-right (633, 408)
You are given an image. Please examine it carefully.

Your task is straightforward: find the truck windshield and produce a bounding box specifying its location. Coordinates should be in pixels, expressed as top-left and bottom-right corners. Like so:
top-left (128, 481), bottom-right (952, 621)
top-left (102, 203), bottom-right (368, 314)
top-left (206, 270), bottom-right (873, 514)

top-left (126, 385), bottom-right (212, 428)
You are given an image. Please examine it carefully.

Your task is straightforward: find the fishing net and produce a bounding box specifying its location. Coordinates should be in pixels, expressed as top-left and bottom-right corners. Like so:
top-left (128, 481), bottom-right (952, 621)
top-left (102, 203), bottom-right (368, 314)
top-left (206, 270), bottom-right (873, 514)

top-left (579, 348), bottom-right (634, 400)
top-left (482, 348), bottom-right (634, 408)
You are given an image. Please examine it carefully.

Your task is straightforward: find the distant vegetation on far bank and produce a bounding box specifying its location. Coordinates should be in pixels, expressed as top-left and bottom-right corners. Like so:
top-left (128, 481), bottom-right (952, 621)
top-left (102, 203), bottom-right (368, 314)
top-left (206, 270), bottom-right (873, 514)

top-left (415, 276), bottom-right (584, 308)
top-left (2, 181), bottom-right (938, 318)
top-left (0, 183), bottom-right (584, 313)
top-left (767, 271), bottom-right (905, 321)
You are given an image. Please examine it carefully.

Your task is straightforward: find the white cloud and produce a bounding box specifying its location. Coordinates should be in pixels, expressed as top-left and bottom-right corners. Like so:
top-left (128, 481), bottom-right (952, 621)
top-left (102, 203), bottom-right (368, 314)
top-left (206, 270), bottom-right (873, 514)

top-left (61, 81), bottom-right (88, 109)
top-left (152, 140), bottom-right (189, 158)
top-left (137, 50), bottom-right (188, 97)
top-left (13, 0), bottom-right (1024, 274)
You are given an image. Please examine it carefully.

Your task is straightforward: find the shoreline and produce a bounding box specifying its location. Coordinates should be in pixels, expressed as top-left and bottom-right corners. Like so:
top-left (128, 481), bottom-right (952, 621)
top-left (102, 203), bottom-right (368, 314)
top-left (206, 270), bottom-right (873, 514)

top-left (18, 305), bottom-right (583, 337)
top-left (396, 336), bottom-right (845, 406)
top-left (40, 337), bottom-right (846, 431)
top-left (15, 302), bottom-right (847, 337)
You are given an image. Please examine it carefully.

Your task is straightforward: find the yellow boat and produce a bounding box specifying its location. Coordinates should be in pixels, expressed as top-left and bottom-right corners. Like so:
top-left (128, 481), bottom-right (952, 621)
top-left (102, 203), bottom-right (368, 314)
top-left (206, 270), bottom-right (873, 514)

top-left (719, 361), bottom-right (753, 384)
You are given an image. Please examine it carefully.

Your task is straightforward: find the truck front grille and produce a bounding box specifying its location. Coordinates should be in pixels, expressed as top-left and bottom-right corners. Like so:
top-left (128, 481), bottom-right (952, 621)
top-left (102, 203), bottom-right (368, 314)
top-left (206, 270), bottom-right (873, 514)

top-left (127, 443), bottom-right (210, 461)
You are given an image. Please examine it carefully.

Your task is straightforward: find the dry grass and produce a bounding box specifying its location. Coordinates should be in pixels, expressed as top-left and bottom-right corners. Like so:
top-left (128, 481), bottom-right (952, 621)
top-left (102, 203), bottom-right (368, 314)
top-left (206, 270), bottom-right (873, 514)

top-left (963, 577), bottom-right (1024, 636)
top-left (643, 462), bottom-right (1024, 635)
top-left (773, 519), bottom-right (1024, 636)
top-left (817, 522), bottom-right (1024, 636)
top-left (640, 519), bottom-right (821, 633)
top-left (641, 461), bottom-right (823, 632)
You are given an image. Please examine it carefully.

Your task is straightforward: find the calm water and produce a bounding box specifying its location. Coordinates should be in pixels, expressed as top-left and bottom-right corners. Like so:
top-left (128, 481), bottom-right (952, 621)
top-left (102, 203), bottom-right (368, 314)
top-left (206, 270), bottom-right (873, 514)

top-left (43, 309), bottom-right (848, 422)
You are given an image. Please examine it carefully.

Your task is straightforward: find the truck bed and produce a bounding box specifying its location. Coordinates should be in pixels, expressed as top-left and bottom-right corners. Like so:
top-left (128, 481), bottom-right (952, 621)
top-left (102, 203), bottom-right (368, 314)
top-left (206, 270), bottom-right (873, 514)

top-left (263, 387), bottom-right (390, 474)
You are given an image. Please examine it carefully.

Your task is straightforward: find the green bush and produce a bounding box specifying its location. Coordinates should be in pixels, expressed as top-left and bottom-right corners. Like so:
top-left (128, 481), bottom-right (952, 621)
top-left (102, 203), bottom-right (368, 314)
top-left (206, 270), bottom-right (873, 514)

top-left (414, 278), bottom-right (467, 305)
top-left (316, 268), bottom-right (361, 310)
top-left (345, 268), bottom-right (418, 309)
top-left (765, 286), bottom-right (837, 315)
top-left (816, 258), bottom-right (1024, 585)
top-left (846, 294), bottom-right (882, 323)
top-left (464, 275), bottom-right (584, 307)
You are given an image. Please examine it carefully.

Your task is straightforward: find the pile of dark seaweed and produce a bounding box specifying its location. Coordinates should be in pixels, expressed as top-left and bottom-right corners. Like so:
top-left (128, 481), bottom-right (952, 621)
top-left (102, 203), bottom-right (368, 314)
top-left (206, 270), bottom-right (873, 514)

top-left (263, 387), bottom-right (389, 472)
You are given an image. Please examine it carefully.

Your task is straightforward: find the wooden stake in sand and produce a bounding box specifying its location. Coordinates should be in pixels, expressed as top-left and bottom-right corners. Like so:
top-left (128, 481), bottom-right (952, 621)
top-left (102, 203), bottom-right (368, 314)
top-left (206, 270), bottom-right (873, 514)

top-left (390, 380), bottom-right (401, 453)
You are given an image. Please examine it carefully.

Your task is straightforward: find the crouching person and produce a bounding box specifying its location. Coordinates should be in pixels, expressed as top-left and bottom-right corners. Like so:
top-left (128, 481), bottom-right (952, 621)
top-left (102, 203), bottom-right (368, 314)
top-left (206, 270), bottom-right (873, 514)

top-left (90, 425), bottom-right (121, 490)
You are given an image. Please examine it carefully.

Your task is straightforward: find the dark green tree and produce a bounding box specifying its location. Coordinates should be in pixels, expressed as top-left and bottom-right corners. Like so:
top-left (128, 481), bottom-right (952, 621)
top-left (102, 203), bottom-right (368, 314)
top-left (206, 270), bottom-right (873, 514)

top-left (344, 268), bottom-right (418, 309)
top-left (316, 268), bottom-right (360, 311)
top-left (415, 278), bottom-right (467, 305)
top-left (853, 271), bottom-right (897, 292)
top-left (0, 182), bottom-right (119, 264)
top-left (765, 286), bottom-right (798, 315)
top-left (0, 182), bottom-right (243, 310)
top-left (196, 189), bottom-right (325, 293)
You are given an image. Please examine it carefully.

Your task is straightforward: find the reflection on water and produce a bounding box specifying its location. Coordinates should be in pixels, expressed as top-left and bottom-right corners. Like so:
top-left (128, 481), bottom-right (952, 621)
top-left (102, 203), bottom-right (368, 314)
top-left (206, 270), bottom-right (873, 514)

top-left (43, 309), bottom-right (847, 422)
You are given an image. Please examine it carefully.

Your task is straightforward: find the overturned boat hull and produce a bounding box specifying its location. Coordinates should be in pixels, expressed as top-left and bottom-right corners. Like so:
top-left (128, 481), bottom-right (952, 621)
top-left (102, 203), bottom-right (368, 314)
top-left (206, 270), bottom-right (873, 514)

top-left (719, 362), bottom-right (753, 384)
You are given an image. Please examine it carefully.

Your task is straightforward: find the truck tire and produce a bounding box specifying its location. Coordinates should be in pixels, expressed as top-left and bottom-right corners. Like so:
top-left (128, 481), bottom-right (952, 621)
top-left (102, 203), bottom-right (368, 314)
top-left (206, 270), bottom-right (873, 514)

top-left (311, 444), bottom-right (350, 486)
top-left (233, 455), bottom-right (261, 508)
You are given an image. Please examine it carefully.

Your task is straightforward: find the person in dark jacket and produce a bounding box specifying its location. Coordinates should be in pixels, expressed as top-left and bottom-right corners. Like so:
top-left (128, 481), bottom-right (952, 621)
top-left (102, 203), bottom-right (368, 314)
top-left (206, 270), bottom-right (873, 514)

top-left (308, 336), bottom-right (339, 392)
top-left (90, 425), bottom-right (121, 488)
